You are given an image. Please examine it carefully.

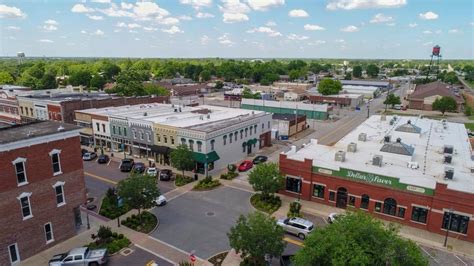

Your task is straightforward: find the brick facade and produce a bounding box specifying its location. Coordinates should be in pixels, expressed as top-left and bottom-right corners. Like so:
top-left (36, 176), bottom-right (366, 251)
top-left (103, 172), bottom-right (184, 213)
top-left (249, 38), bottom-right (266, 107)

top-left (0, 136), bottom-right (86, 264)
top-left (279, 154), bottom-right (474, 242)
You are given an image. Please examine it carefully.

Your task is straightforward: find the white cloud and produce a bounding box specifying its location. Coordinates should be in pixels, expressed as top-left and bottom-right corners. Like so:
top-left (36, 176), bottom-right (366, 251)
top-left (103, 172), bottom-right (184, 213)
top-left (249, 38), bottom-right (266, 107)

top-left (81, 30), bottom-right (88, 34)
top-left (289, 9), bottom-right (309, 18)
top-left (340, 25), bottom-right (359, 32)
top-left (143, 26), bottom-right (158, 31)
top-left (45, 19), bottom-right (59, 25)
top-left (6, 26), bottom-right (20, 30)
top-left (38, 39), bottom-right (54, 43)
top-left (448, 29), bottom-right (461, 34)
top-left (265, 20), bottom-right (276, 27)
top-left (304, 24), bottom-right (325, 31)
top-left (423, 30), bottom-right (432, 34)
top-left (471, 22), bottom-right (474, 26)
top-left (247, 26), bottom-right (282, 37)
top-left (90, 0), bottom-right (111, 3)
top-left (134, 37), bottom-right (140, 41)
top-left (308, 40), bottom-right (326, 45)
top-left (419, 11), bottom-right (438, 20)
top-left (0, 4), bottom-right (27, 18)
top-left (335, 39), bottom-right (345, 43)
top-left (71, 4), bottom-right (94, 13)
top-left (162, 25), bottom-right (183, 34)
top-left (386, 22), bottom-right (396, 26)
top-left (219, 0), bottom-right (251, 23)
top-left (370, 13), bottom-right (394, 23)
top-left (222, 12), bottom-right (249, 23)
top-left (326, 0), bottom-right (406, 10)
top-left (423, 41), bottom-right (433, 46)
top-left (246, 0), bottom-right (285, 11)
top-left (200, 34), bottom-right (210, 45)
top-left (121, 2), bottom-right (134, 9)
top-left (42, 24), bottom-right (58, 31)
top-left (287, 34), bottom-right (309, 40)
top-left (117, 22), bottom-right (142, 29)
top-left (435, 29), bottom-right (442, 34)
top-left (158, 17), bottom-right (180, 25)
top-left (179, 15), bottom-right (193, 20)
top-left (218, 33), bottom-right (234, 45)
top-left (408, 23), bottom-right (417, 28)
top-left (87, 14), bottom-right (104, 20)
top-left (133, 2), bottom-right (169, 20)
top-left (92, 29), bottom-right (105, 36)
top-left (179, 0), bottom-right (212, 9)
top-left (196, 12), bottom-right (214, 18)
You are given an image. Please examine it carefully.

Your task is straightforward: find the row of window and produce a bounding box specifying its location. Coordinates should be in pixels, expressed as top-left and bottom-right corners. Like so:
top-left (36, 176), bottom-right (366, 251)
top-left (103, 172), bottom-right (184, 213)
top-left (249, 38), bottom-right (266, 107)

top-left (157, 134), bottom-right (175, 145)
top-left (112, 125), bottom-right (128, 137)
top-left (18, 182), bottom-right (66, 221)
top-left (19, 106), bottom-right (34, 117)
top-left (13, 150), bottom-right (62, 186)
top-left (8, 222), bottom-right (54, 264)
top-left (132, 130), bottom-right (152, 142)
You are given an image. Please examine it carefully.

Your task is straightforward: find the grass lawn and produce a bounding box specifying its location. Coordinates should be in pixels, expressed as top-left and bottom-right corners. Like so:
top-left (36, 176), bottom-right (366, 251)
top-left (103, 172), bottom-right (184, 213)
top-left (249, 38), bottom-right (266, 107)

top-left (465, 123), bottom-right (474, 131)
top-left (468, 115), bottom-right (474, 121)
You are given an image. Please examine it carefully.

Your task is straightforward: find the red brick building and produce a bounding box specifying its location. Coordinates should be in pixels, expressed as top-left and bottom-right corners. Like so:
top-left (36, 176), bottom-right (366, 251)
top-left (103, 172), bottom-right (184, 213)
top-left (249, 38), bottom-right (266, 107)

top-left (408, 81), bottom-right (464, 112)
top-left (0, 121), bottom-right (86, 264)
top-left (280, 115), bottom-right (474, 242)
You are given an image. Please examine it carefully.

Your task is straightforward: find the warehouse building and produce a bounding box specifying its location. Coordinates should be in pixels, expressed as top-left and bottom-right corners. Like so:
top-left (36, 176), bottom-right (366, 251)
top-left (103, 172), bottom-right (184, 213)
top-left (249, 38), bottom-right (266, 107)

top-left (241, 99), bottom-right (329, 120)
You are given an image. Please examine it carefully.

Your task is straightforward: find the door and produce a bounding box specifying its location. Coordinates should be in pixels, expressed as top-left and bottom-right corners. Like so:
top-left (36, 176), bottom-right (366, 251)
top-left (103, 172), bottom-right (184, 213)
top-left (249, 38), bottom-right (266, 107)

top-left (336, 187), bottom-right (348, 209)
top-left (247, 143), bottom-right (252, 154)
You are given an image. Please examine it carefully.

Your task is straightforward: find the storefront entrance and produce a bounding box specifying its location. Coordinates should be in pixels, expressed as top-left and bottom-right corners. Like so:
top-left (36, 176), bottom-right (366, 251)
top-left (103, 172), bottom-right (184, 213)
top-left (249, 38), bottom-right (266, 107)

top-left (336, 187), bottom-right (348, 209)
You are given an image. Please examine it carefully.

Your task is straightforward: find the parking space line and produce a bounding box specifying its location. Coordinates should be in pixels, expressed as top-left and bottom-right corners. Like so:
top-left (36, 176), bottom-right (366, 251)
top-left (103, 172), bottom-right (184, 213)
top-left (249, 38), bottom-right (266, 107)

top-left (419, 246), bottom-right (440, 264)
top-left (134, 244), bottom-right (176, 265)
top-left (107, 159), bottom-right (112, 166)
top-left (454, 255), bottom-right (468, 266)
top-left (84, 171), bottom-right (118, 185)
top-left (283, 237), bottom-right (304, 247)
top-left (148, 236), bottom-right (206, 261)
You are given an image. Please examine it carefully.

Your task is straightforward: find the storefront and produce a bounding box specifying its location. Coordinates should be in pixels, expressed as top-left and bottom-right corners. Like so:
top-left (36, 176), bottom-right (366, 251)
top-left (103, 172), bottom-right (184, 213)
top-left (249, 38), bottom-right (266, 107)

top-left (193, 151), bottom-right (220, 174)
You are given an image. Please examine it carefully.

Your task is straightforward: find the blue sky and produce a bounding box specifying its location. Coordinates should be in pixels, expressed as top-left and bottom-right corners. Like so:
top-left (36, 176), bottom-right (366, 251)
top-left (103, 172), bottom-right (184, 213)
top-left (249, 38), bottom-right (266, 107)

top-left (1, 0), bottom-right (473, 59)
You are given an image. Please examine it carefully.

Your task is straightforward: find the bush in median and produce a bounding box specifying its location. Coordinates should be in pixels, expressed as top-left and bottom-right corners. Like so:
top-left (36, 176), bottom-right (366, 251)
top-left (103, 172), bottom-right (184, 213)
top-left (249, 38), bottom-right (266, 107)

top-left (99, 188), bottom-right (130, 219)
top-left (121, 211), bottom-right (158, 234)
top-left (87, 226), bottom-right (131, 254)
top-left (193, 177), bottom-right (221, 190)
top-left (175, 174), bottom-right (194, 187)
top-left (250, 193), bottom-right (281, 214)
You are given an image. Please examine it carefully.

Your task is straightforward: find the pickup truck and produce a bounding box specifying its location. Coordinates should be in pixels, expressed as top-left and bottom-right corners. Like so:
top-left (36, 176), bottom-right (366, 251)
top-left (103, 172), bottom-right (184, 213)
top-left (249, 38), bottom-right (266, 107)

top-left (49, 247), bottom-right (107, 266)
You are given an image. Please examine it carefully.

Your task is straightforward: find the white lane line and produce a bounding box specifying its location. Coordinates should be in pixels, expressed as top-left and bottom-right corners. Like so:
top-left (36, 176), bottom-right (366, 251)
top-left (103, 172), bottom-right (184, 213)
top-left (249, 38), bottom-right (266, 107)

top-left (134, 244), bottom-right (176, 265)
top-left (420, 246), bottom-right (440, 264)
top-left (107, 159), bottom-right (112, 166)
top-left (454, 255), bottom-right (468, 266)
top-left (147, 236), bottom-right (206, 262)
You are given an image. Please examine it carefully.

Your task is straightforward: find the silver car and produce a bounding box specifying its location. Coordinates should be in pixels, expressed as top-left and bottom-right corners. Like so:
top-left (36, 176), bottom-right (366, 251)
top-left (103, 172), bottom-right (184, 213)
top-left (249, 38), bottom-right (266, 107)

top-left (277, 217), bottom-right (314, 240)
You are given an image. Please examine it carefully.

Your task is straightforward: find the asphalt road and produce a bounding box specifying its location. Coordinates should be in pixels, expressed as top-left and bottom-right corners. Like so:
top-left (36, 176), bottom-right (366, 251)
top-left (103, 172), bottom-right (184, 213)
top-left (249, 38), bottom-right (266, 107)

top-left (108, 245), bottom-right (174, 266)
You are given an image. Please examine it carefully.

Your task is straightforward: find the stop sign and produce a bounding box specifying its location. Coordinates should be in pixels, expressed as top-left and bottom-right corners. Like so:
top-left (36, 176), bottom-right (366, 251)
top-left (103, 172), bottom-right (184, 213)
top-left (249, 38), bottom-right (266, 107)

top-left (190, 254), bottom-right (196, 263)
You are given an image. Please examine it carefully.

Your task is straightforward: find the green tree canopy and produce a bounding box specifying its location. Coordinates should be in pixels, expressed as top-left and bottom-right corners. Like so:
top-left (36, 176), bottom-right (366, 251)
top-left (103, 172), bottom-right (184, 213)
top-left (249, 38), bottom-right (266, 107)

top-left (317, 79), bottom-right (342, 95)
top-left (90, 75), bottom-right (106, 90)
top-left (143, 84), bottom-right (170, 96)
top-left (0, 71), bottom-right (14, 84)
top-left (442, 72), bottom-right (459, 84)
top-left (228, 212), bottom-right (286, 265)
top-left (352, 65), bottom-right (363, 78)
top-left (69, 70), bottom-right (92, 86)
top-left (366, 64), bottom-right (380, 78)
top-left (37, 73), bottom-right (57, 90)
top-left (383, 93), bottom-right (401, 110)
top-left (289, 69), bottom-right (304, 81)
top-left (170, 144), bottom-right (195, 176)
top-left (242, 88), bottom-right (261, 99)
top-left (200, 70), bottom-right (211, 81)
top-left (248, 162), bottom-right (284, 201)
top-left (293, 212), bottom-right (428, 266)
top-left (117, 173), bottom-right (160, 218)
top-left (432, 96), bottom-right (457, 115)
top-left (111, 70), bottom-right (147, 96)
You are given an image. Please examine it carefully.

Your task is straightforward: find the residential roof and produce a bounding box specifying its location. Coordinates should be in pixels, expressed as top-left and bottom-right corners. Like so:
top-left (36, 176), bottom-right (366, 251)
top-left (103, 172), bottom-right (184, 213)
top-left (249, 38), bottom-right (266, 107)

top-left (0, 121), bottom-right (81, 144)
top-left (340, 80), bottom-right (390, 87)
top-left (410, 81), bottom-right (464, 103)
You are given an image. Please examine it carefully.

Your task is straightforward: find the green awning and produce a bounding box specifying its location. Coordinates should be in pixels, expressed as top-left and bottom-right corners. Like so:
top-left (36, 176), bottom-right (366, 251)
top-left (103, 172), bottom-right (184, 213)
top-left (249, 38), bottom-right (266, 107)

top-left (248, 138), bottom-right (258, 145)
top-left (193, 151), bottom-right (220, 164)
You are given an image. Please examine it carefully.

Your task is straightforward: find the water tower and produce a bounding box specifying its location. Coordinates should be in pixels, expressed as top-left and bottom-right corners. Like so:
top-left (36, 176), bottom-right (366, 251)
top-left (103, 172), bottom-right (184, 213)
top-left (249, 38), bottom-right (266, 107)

top-left (17, 52), bottom-right (25, 64)
top-left (425, 45), bottom-right (441, 82)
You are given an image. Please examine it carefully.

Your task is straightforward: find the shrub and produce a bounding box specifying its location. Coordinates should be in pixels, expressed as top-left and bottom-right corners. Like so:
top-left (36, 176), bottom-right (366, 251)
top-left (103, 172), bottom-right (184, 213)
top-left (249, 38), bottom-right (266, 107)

top-left (118, 234), bottom-right (124, 239)
top-left (179, 262), bottom-right (193, 266)
top-left (250, 194), bottom-right (281, 214)
top-left (121, 211), bottom-right (157, 234)
top-left (220, 173), bottom-right (229, 179)
top-left (175, 174), bottom-right (194, 187)
top-left (193, 177), bottom-right (221, 190)
top-left (99, 191), bottom-right (130, 219)
top-left (97, 226), bottom-right (113, 240)
top-left (220, 171), bottom-right (239, 180)
top-left (465, 106), bottom-right (472, 116)
top-left (287, 201), bottom-right (302, 218)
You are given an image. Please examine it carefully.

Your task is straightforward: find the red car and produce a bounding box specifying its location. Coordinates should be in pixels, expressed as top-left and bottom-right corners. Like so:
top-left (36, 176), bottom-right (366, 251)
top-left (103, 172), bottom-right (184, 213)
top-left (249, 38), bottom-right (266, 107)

top-left (238, 160), bottom-right (253, 172)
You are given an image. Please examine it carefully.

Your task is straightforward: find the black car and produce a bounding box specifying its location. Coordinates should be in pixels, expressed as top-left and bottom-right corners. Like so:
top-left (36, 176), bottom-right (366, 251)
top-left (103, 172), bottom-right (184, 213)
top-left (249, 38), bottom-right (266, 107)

top-left (159, 169), bottom-right (173, 181)
top-left (252, 155), bottom-right (268, 164)
top-left (132, 162), bottom-right (146, 174)
top-left (120, 159), bottom-right (135, 172)
top-left (97, 154), bottom-right (109, 164)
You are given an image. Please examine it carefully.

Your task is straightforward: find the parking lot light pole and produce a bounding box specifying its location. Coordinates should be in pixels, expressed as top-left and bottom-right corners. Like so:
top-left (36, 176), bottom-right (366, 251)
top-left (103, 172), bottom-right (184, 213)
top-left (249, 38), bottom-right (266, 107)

top-left (443, 208), bottom-right (454, 247)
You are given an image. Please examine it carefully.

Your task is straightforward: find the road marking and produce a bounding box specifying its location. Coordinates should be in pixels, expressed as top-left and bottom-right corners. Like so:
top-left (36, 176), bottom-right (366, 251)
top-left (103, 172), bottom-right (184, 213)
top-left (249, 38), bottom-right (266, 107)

top-left (147, 236), bottom-right (206, 261)
top-left (454, 255), bottom-right (468, 266)
top-left (317, 115), bottom-right (361, 144)
top-left (419, 246), bottom-right (440, 264)
top-left (134, 244), bottom-right (176, 265)
top-left (283, 237), bottom-right (304, 247)
top-left (84, 171), bottom-right (118, 185)
top-left (107, 159), bottom-right (112, 166)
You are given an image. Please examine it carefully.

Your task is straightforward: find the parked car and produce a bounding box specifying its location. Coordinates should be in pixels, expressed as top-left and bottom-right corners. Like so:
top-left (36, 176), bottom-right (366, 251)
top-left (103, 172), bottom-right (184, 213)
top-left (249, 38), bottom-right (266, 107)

top-left (394, 104), bottom-right (402, 110)
top-left (327, 212), bottom-right (343, 224)
top-left (252, 155), bottom-right (268, 164)
top-left (154, 195), bottom-right (167, 206)
top-left (49, 247), bottom-right (107, 266)
top-left (146, 167), bottom-right (159, 177)
top-left (81, 149), bottom-right (88, 156)
top-left (238, 160), bottom-right (253, 172)
top-left (82, 152), bottom-right (97, 161)
top-left (97, 154), bottom-right (109, 164)
top-left (132, 162), bottom-right (146, 174)
top-left (401, 106), bottom-right (407, 111)
top-left (159, 169), bottom-right (173, 181)
top-left (277, 217), bottom-right (314, 240)
top-left (120, 158), bottom-right (135, 172)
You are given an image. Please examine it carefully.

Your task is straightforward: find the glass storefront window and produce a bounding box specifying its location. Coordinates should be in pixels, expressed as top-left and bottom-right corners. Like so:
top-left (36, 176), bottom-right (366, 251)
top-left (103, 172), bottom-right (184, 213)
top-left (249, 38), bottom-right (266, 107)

top-left (313, 185), bottom-right (324, 198)
top-left (286, 177), bottom-right (300, 193)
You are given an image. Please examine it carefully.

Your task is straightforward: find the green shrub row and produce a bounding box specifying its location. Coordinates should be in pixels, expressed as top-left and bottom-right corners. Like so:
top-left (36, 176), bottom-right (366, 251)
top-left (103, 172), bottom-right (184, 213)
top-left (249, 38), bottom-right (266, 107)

top-left (193, 177), bottom-right (221, 190)
top-left (220, 171), bottom-right (239, 180)
top-left (287, 201), bottom-right (302, 218)
top-left (121, 211), bottom-right (158, 234)
top-left (87, 226), bottom-right (130, 254)
top-left (250, 193), bottom-right (281, 214)
top-left (99, 189), bottom-right (130, 219)
top-left (175, 174), bottom-right (194, 187)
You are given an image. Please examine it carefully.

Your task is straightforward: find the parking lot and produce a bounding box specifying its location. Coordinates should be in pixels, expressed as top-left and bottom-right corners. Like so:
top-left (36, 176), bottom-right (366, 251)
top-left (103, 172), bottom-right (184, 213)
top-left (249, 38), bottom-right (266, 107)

top-left (108, 245), bottom-right (173, 266)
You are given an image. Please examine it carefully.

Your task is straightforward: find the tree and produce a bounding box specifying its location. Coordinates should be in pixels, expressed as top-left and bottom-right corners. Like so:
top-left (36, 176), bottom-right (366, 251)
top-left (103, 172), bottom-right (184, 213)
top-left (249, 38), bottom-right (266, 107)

top-left (0, 71), bottom-right (14, 84)
top-left (111, 70), bottom-right (147, 96)
top-left (309, 62), bottom-right (324, 74)
top-left (317, 79), bottom-right (342, 95)
top-left (228, 212), bottom-right (286, 265)
top-left (366, 64), bottom-right (379, 78)
top-left (432, 96), bottom-right (457, 115)
top-left (69, 70), bottom-right (92, 86)
top-left (383, 93), bottom-right (401, 111)
top-left (144, 84), bottom-right (170, 96)
top-left (352, 65), bottom-right (363, 78)
top-left (442, 72), bottom-right (459, 84)
top-left (293, 212), bottom-right (428, 266)
top-left (170, 144), bottom-right (195, 177)
top-left (242, 88), bottom-right (260, 99)
top-left (344, 72), bottom-right (352, 80)
top-left (289, 69), bottom-right (303, 81)
top-left (215, 80), bottom-right (224, 90)
top-left (248, 162), bottom-right (284, 201)
top-left (200, 70), bottom-right (211, 81)
top-left (90, 75), bottom-right (106, 90)
top-left (37, 73), bottom-right (57, 90)
top-left (117, 173), bottom-right (160, 221)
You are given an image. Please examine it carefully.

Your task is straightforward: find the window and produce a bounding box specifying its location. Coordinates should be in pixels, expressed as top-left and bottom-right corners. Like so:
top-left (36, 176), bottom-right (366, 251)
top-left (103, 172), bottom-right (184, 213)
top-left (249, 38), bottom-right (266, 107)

top-left (397, 207), bottom-right (406, 218)
top-left (96, 122), bottom-right (100, 131)
top-left (262, 123), bottom-right (264, 129)
top-left (170, 136), bottom-right (174, 145)
top-left (8, 243), bottom-right (20, 264)
top-left (442, 212), bottom-right (469, 234)
top-left (254, 125), bottom-right (257, 134)
top-left (245, 128), bottom-right (248, 137)
top-left (240, 130), bottom-right (243, 139)
top-left (329, 191), bottom-right (336, 201)
top-left (17, 192), bottom-right (32, 219)
top-left (243, 144), bottom-right (246, 153)
top-left (30, 108), bottom-right (33, 116)
top-left (223, 135), bottom-right (227, 145)
top-left (140, 132), bottom-right (144, 140)
top-left (112, 126), bottom-right (116, 134)
top-left (411, 207), bottom-right (428, 223)
top-left (285, 176), bottom-right (300, 193)
top-left (156, 134), bottom-right (161, 142)
top-left (188, 140), bottom-right (194, 151)
top-left (164, 135), bottom-right (168, 143)
top-left (53, 181), bottom-right (66, 206)
top-left (147, 133), bottom-right (151, 142)
top-left (74, 255), bottom-right (83, 260)
top-left (375, 202), bottom-right (382, 212)
top-left (102, 124), bottom-right (106, 132)
top-left (181, 138), bottom-right (186, 145)
top-left (49, 149), bottom-right (62, 175)
top-left (229, 133), bottom-right (233, 143)
top-left (210, 140), bottom-right (215, 151)
top-left (197, 141), bottom-right (202, 152)
top-left (12, 158), bottom-right (27, 186)
top-left (235, 131), bottom-right (238, 141)
top-left (123, 128), bottom-right (127, 136)
top-left (360, 194), bottom-right (370, 209)
top-left (383, 198), bottom-right (397, 216)
top-left (20, 106), bottom-right (24, 114)
top-left (349, 196), bottom-right (356, 207)
top-left (44, 223), bottom-right (54, 243)
top-left (312, 184), bottom-right (324, 198)
top-left (268, 121), bottom-right (270, 129)
top-left (249, 127), bottom-right (252, 135)
top-left (118, 127), bottom-right (122, 136)
top-left (133, 130), bottom-right (137, 139)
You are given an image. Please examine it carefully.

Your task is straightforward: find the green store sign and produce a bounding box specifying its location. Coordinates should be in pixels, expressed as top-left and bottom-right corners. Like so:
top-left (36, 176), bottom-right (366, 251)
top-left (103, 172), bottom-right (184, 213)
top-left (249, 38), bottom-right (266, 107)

top-left (313, 166), bottom-right (434, 196)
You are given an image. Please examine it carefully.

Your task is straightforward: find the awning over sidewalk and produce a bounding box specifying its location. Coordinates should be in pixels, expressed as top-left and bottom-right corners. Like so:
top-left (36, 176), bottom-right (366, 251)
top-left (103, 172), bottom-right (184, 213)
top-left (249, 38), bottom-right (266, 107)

top-left (193, 151), bottom-right (220, 164)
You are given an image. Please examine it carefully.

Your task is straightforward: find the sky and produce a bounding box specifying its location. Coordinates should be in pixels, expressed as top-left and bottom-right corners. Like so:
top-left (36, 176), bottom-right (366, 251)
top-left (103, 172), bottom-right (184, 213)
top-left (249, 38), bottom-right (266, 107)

top-left (0, 0), bottom-right (473, 59)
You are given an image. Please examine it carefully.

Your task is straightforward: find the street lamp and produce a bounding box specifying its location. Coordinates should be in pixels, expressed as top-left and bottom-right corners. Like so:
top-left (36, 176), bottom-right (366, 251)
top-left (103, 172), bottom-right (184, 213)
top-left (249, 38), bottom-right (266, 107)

top-left (443, 208), bottom-right (454, 247)
top-left (205, 154), bottom-right (209, 179)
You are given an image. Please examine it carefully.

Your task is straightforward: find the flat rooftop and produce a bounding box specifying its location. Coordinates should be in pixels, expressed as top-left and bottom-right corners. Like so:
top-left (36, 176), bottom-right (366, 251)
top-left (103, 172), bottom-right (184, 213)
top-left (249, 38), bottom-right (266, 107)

top-left (0, 121), bottom-right (81, 144)
top-left (284, 115), bottom-right (474, 194)
top-left (340, 80), bottom-right (390, 87)
top-left (18, 92), bottom-right (115, 103)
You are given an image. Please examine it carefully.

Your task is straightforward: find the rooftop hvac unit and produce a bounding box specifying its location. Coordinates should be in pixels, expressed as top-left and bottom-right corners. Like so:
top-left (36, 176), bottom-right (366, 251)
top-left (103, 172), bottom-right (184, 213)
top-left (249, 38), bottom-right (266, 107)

top-left (384, 135), bottom-right (391, 143)
top-left (335, 150), bottom-right (346, 162)
top-left (443, 145), bottom-right (454, 154)
top-left (372, 155), bottom-right (383, 167)
top-left (407, 161), bottom-right (419, 169)
top-left (444, 155), bottom-right (452, 164)
top-left (444, 167), bottom-right (454, 180)
top-left (347, 142), bottom-right (357, 153)
top-left (358, 133), bottom-right (367, 142)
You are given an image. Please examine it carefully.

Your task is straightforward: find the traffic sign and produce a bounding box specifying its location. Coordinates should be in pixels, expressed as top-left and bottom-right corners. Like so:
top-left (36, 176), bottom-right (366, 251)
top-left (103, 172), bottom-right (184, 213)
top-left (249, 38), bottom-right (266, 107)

top-left (190, 254), bottom-right (196, 263)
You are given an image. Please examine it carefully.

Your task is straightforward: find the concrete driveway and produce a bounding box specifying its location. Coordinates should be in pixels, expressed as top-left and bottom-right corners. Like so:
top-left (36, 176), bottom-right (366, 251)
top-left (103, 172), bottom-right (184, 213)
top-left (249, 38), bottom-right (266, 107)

top-left (150, 186), bottom-right (253, 259)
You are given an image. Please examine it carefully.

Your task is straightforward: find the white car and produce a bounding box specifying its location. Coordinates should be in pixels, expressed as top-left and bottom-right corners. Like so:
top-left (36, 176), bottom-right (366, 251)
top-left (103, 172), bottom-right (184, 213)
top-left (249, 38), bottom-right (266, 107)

top-left (154, 195), bottom-right (167, 206)
top-left (327, 213), bottom-right (342, 224)
top-left (277, 217), bottom-right (314, 240)
top-left (146, 167), bottom-right (158, 177)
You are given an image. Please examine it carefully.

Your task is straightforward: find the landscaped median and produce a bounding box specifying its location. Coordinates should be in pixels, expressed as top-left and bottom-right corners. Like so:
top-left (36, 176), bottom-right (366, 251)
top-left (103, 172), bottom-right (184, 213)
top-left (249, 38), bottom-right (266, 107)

top-left (193, 176), bottom-right (221, 190)
top-left (121, 211), bottom-right (158, 234)
top-left (175, 174), bottom-right (195, 187)
top-left (250, 194), bottom-right (282, 214)
top-left (87, 226), bottom-right (131, 255)
top-left (248, 162), bottom-right (284, 214)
